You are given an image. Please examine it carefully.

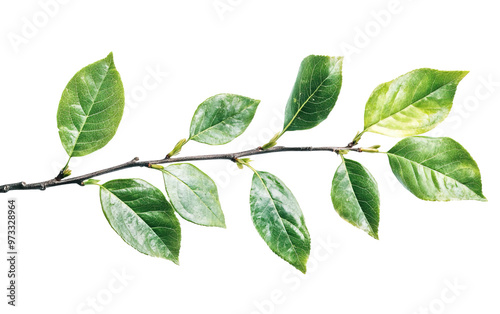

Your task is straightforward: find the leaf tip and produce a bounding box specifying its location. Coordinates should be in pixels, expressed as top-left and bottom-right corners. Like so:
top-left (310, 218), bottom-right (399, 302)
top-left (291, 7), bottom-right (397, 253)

top-left (291, 261), bottom-right (307, 274)
top-left (105, 52), bottom-right (116, 68)
top-left (456, 70), bottom-right (469, 81)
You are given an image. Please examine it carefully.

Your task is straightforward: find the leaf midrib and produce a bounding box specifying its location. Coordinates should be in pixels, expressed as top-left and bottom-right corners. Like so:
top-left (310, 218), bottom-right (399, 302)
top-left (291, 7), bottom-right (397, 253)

top-left (163, 169), bottom-right (224, 226)
top-left (341, 160), bottom-right (376, 236)
top-left (100, 186), bottom-right (174, 257)
top-left (253, 171), bottom-right (303, 267)
top-left (189, 99), bottom-right (257, 141)
top-left (386, 152), bottom-right (483, 198)
top-left (283, 69), bottom-right (332, 133)
top-left (365, 78), bottom-right (459, 131)
top-left (69, 62), bottom-right (112, 156)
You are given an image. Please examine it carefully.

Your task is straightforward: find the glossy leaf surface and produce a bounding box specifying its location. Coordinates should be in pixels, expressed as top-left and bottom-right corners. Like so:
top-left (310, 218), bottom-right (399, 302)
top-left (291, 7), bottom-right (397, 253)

top-left (364, 69), bottom-right (468, 137)
top-left (189, 93), bottom-right (260, 145)
top-left (331, 158), bottom-right (380, 239)
top-left (283, 55), bottom-right (343, 132)
top-left (387, 137), bottom-right (486, 201)
top-left (100, 179), bottom-right (181, 264)
top-left (250, 171), bottom-right (310, 273)
top-left (57, 52), bottom-right (125, 157)
top-left (162, 163), bottom-right (225, 227)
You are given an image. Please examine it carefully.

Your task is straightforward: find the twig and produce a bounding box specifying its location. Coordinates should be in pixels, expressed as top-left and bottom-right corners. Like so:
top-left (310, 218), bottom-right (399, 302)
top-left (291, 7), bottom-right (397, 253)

top-left (0, 145), bottom-right (362, 193)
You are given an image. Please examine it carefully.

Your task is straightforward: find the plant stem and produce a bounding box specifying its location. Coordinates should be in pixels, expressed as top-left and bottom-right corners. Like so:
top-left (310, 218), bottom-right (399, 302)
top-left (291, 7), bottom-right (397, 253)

top-left (0, 145), bottom-right (363, 193)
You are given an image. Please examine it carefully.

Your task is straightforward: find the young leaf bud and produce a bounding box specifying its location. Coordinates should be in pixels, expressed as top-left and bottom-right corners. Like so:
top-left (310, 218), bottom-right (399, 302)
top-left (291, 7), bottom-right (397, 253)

top-left (167, 138), bottom-right (187, 157)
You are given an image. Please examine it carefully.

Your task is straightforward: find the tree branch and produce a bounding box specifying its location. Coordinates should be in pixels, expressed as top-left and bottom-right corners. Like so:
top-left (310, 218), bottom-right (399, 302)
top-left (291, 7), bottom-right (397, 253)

top-left (0, 145), bottom-right (362, 193)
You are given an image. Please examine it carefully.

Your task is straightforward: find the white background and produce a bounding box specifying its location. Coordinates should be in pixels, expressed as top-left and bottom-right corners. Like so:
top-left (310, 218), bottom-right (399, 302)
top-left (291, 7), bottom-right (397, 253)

top-left (1, 1), bottom-right (499, 313)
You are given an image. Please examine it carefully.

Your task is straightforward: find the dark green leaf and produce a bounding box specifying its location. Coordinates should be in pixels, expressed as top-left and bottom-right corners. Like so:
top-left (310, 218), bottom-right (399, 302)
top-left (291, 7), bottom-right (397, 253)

top-left (283, 55), bottom-right (343, 132)
top-left (250, 171), bottom-right (310, 273)
top-left (162, 163), bottom-right (225, 227)
top-left (189, 93), bottom-right (260, 145)
top-left (331, 158), bottom-right (380, 239)
top-left (100, 179), bottom-right (181, 264)
top-left (387, 137), bottom-right (486, 201)
top-left (364, 69), bottom-right (468, 137)
top-left (57, 52), bottom-right (125, 157)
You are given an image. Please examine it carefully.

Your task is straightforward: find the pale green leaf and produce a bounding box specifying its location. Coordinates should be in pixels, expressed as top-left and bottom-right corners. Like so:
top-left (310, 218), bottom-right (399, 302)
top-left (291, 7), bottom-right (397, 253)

top-left (331, 158), bottom-right (380, 239)
top-left (100, 179), bottom-right (181, 264)
top-left (250, 171), bottom-right (310, 273)
top-left (162, 163), bottom-right (225, 227)
top-left (57, 52), bottom-right (125, 157)
top-left (387, 136), bottom-right (486, 201)
top-left (189, 93), bottom-right (260, 145)
top-left (364, 69), bottom-right (468, 137)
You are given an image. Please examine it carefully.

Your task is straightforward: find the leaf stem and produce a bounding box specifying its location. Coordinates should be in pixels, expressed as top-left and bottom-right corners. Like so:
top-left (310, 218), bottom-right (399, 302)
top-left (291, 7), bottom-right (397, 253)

top-left (242, 161), bottom-right (259, 174)
top-left (63, 157), bottom-right (71, 170)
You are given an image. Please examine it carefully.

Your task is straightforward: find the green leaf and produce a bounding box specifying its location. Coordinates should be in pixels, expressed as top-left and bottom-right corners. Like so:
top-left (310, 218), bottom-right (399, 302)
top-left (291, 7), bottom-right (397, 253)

top-left (189, 93), bottom-right (260, 145)
top-left (162, 163), bottom-right (225, 227)
top-left (249, 171), bottom-right (310, 273)
top-left (57, 52), bottom-right (125, 157)
top-left (331, 158), bottom-right (380, 239)
top-left (99, 179), bottom-right (181, 264)
top-left (363, 68), bottom-right (468, 137)
top-left (387, 136), bottom-right (486, 201)
top-left (283, 55), bottom-right (343, 132)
